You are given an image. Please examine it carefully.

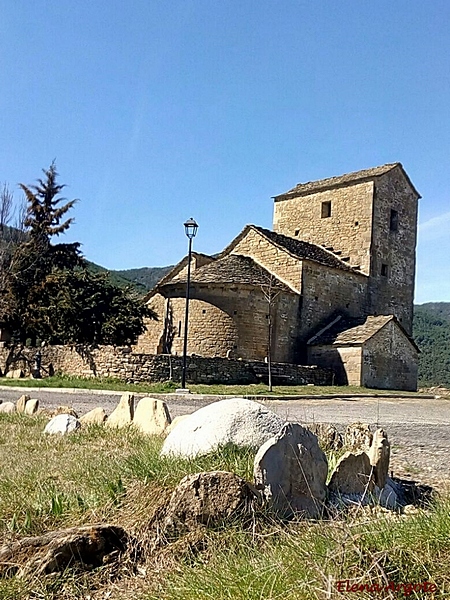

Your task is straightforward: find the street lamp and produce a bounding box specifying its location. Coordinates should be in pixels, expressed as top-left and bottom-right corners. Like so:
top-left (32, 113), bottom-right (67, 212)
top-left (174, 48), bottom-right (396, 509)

top-left (181, 217), bottom-right (198, 389)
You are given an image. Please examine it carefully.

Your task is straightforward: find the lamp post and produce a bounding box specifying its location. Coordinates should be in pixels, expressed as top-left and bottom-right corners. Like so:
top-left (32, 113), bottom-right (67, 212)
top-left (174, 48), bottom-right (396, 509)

top-left (181, 217), bottom-right (198, 389)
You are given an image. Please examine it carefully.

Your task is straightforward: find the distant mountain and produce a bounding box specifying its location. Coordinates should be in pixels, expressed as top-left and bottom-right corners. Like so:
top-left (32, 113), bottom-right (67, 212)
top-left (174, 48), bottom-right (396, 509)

top-left (413, 303), bottom-right (450, 387)
top-left (112, 266), bottom-right (173, 292)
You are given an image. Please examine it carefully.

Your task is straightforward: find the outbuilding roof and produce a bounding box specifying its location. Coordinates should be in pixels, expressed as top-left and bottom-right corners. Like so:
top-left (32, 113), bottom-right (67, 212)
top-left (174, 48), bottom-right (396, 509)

top-left (308, 314), bottom-right (419, 351)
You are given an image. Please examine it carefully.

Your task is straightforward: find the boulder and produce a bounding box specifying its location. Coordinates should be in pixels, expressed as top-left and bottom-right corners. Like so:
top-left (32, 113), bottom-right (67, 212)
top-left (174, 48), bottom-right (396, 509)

top-left (0, 402), bottom-right (16, 414)
top-left (5, 369), bottom-right (24, 379)
top-left (16, 395), bottom-right (31, 414)
top-left (344, 422), bottom-right (373, 450)
top-left (161, 398), bottom-right (283, 458)
top-left (254, 423), bottom-right (328, 518)
top-left (24, 399), bottom-right (39, 415)
top-left (0, 524), bottom-right (128, 577)
top-left (133, 397), bottom-right (171, 435)
top-left (307, 423), bottom-right (343, 451)
top-left (328, 450), bottom-right (374, 495)
top-left (44, 414), bottom-right (81, 435)
top-left (79, 407), bottom-right (107, 426)
top-left (165, 414), bottom-right (190, 435)
top-left (163, 471), bottom-right (255, 533)
top-left (367, 428), bottom-right (390, 489)
top-left (105, 393), bottom-right (134, 429)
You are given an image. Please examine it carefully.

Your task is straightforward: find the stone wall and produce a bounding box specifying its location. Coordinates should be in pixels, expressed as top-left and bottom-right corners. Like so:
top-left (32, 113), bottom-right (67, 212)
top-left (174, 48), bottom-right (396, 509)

top-left (273, 181), bottom-right (374, 274)
top-left (299, 260), bottom-right (367, 343)
top-left (362, 320), bottom-right (418, 391)
top-left (369, 168), bottom-right (419, 335)
top-left (136, 285), bottom-right (301, 364)
top-left (0, 345), bottom-right (332, 386)
top-left (307, 346), bottom-right (362, 386)
top-left (230, 227), bottom-right (302, 292)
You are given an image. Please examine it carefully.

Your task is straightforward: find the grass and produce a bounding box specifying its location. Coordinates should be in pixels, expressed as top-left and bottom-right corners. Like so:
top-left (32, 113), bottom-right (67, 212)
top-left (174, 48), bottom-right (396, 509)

top-left (0, 374), bottom-right (423, 396)
top-left (0, 413), bottom-right (448, 599)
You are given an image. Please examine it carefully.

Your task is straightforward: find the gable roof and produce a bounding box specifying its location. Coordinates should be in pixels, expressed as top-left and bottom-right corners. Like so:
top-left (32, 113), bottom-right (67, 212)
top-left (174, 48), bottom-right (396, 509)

top-left (220, 225), bottom-right (363, 274)
top-left (308, 314), bottom-right (419, 351)
top-left (162, 254), bottom-right (292, 292)
top-left (274, 163), bottom-right (421, 200)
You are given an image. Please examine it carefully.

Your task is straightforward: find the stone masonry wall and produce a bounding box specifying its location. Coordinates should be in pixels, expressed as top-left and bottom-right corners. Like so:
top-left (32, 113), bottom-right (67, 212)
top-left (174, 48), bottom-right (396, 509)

top-left (135, 285), bottom-right (301, 364)
top-left (231, 228), bottom-right (302, 292)
top-left (362, 320), bottom-right (418, 391)
top-left (369, 168), bottom-right (419, 335)
top-left (308, 346), bottom-right (362, 386)
top-left (273, 181), bottom-right (374, 274)
top-left (299, 261), bottom-right (367, 342)
top-left (0, 345), bottom-right (332, 386)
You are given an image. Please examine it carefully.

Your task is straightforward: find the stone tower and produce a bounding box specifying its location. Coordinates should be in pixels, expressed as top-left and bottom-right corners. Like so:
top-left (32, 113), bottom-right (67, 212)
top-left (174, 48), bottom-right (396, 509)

top-left (273, 163), bottom-right (420, 334)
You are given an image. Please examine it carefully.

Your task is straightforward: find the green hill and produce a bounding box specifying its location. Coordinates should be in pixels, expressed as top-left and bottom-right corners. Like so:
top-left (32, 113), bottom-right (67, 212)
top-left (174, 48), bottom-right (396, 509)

top-left (112, 266), bottom-right (173, 292)
top-left (413, 303), bottom-right (450, 387)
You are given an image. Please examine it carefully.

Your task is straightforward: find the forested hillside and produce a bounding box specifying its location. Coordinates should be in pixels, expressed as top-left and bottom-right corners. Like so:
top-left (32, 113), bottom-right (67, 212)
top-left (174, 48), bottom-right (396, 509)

top-left (413, 303), bottom-right (450, 387)
top-left (112, 266), bottom-right (172, 292)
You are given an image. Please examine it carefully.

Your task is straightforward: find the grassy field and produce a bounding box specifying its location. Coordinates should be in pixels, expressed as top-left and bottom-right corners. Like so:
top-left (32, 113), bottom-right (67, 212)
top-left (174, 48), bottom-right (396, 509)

top-left (0, 374), bottom-right (425, 396)
top-left (0, 413), bottom-right (448, 599)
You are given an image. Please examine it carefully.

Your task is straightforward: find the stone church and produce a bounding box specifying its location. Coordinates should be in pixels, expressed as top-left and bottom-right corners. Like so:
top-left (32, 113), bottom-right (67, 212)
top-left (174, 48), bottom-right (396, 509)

top-left (136, 163), bottom-right (420, 390)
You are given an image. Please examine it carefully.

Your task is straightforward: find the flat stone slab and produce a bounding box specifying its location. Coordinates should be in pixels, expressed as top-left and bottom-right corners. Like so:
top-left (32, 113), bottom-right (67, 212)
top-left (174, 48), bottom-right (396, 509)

top-left (328, 450), bottom-right (374, 495)
top-left (254, 422), bottom-right (328, 518)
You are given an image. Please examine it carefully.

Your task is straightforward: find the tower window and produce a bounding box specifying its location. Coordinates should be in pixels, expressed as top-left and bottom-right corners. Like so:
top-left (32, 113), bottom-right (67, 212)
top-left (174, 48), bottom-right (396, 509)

top-left (321, 201), bottom-right (331, 218)
top-left (390, 209), bottom-right (398, 232)
top-left (381, 264), bottom-right (389, 277)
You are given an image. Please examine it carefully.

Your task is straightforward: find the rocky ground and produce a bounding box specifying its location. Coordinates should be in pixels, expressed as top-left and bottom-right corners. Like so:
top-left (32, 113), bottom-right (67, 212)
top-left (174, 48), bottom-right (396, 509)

top-left (1, 386), bottom-right (449, 492)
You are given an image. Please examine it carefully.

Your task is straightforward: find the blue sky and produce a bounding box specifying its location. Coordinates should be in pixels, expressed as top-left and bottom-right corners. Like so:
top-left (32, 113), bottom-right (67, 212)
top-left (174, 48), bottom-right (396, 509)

top-left (1, 1), bottom-right (449, 304)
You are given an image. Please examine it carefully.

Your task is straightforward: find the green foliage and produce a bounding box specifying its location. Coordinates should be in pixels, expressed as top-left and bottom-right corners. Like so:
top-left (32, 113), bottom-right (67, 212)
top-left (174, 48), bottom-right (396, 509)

top-left (413, 303), bottom-right (450, 386)
top-left (1, 163), bottom-right (155, 345)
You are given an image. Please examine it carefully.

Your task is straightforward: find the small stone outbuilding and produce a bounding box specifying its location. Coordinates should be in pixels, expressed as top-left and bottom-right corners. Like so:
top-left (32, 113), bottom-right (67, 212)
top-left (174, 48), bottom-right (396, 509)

top-left (307, 315), bottom-right (419, 391)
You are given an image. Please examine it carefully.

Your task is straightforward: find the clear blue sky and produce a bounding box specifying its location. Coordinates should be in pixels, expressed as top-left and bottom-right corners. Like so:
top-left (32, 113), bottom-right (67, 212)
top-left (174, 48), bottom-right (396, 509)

top-left (1, 1), bottom-right (449, 304)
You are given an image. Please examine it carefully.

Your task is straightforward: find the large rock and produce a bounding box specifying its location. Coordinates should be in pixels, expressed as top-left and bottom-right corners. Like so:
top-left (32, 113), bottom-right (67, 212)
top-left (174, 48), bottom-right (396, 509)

top-left (133, 397), bottom-right (171, 435)
top-left (0, 524), bottom-right (128, 577)
top-left (367, 428), bottom-right (390, 489)
top-left (44, 414), bottom-right (81, 435)
top-left (105, 393), bottom-right (134, 429)
top-left (79, 407), bottom-right (107, 426)
top-left (254, 423), bottom-right (328, 518)
top-left (328, 450), bottom-right (374, 495)
top-left (344, 422), bottom-right (373, 450)
top-left (163, 471), bottom-right (255, 533)
top-left (16, 394), bottom-right (31, 414)
top-left (161, 398), bottom-right (283, 458)
top-left (307, 423), bottom-right (343, 451)
top-left (5, 369), bottom-right (24, 379)
top-left (24, 399), bottom-right (39, 415)
top-left (0, 402), bottom-right (16, 414)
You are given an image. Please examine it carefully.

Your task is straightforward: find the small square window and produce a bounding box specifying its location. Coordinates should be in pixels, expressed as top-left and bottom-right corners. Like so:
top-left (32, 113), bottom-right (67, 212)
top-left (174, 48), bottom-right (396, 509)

top-left (381, 264), bottom-right (388, 277)
top-left (390, 209), bottom-right (398, 232)
top-left (321, 201), bottom-right (331, 218)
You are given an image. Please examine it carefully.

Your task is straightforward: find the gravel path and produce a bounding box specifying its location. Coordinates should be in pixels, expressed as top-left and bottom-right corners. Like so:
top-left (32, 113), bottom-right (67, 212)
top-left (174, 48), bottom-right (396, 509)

top-left (1, 387), bottom-right (449, 491)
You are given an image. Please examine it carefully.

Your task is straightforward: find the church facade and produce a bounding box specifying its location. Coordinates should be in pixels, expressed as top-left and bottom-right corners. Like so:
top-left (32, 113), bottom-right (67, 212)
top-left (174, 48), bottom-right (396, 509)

top-left (135, 163), bottom-right (420, 390)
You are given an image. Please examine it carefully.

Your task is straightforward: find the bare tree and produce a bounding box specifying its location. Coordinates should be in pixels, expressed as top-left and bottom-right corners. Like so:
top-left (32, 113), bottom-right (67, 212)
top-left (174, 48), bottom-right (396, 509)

top-left (259, 271), bottom-right (283, 392)
top-left (0, 183), bottom-right (14, 233)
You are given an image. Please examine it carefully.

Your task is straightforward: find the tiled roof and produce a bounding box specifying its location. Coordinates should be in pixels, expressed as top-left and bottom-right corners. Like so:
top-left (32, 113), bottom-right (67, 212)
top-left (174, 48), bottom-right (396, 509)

top-left (308, 315), bottom-right (395, 346)
top-left (253, 226), bottom-right (358, 272)
top-left (275, 163), bottom-right (400, 199)
top-left (162, 254), bottom-right (291, 291)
